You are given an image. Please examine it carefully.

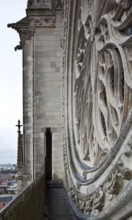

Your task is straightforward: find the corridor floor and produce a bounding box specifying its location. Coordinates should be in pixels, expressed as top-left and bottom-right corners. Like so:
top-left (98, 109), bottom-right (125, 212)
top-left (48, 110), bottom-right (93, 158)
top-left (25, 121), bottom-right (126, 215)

top-left (45, 182), bottom-right (77, 220)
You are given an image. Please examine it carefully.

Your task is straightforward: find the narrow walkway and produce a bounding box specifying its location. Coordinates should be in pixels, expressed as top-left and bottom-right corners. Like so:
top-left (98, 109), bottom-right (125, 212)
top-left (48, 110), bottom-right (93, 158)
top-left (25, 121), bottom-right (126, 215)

top-left (45, 182), bottom-right (76, 220)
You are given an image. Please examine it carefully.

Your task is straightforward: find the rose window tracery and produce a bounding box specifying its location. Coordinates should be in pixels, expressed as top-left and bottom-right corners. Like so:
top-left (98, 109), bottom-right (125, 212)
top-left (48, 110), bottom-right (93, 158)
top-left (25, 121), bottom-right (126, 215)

top-left (65, 1), bottom-right (132, 218)
top-left (73, 0), bottom-right (132, 167)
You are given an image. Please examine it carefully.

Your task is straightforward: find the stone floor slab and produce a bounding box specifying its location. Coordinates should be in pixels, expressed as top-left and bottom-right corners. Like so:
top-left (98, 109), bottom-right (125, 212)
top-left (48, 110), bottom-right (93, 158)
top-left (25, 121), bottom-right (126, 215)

top-left (45, 182), bottom-right (76, 220)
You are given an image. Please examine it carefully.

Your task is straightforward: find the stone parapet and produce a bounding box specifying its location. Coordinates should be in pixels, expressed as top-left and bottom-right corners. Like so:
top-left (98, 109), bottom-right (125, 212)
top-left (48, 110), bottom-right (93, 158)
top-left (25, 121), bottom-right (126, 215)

top-left (0, 176), bottom-right (45, 220)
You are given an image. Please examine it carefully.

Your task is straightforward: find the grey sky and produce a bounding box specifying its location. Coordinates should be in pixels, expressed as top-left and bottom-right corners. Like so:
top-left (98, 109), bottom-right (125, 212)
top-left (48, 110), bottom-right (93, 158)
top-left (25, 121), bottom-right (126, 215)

top-left (0, 1), bottom-right (27, 164)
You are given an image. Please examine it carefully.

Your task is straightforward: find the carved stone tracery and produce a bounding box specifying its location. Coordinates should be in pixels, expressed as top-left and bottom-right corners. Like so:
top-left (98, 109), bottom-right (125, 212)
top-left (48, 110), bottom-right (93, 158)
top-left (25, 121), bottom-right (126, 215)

top-left (73, 0), bottom-right (132, 167)
top-left (65, 0), bottom-right (132, 219)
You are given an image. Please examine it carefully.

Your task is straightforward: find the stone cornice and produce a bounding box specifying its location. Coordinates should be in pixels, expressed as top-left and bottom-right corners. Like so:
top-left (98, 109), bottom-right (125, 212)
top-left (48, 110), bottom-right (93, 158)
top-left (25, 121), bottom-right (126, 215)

top-left (7, 0), bottom-right (63, 51)
top-left (7, 18), bottom-right (35, 50)
top-left (29, 16), bottom-right (55, 27)
top-left (7, 8), bottom-right (56, 50)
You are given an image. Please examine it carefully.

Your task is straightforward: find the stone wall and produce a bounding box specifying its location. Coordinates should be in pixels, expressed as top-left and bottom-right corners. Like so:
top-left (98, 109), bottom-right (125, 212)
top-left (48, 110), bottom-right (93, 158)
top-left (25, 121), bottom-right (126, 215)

top-left (8, 3), bottom-right (65, 182)
top-left (0, 176), bottom-right (45, 220)
top-left (33, 10), bottom-right (64, 180)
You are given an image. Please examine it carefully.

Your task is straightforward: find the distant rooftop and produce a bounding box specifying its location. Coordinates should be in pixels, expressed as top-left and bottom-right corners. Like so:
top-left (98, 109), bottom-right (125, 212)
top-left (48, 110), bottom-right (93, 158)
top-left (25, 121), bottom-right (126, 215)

top-left (0, 195), bottom-right (13, 202)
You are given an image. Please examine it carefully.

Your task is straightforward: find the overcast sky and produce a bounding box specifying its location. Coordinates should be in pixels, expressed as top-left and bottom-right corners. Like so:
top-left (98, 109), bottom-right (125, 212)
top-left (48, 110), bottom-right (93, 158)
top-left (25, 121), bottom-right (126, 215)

top-left (0, 1), bottom-right (27, 164)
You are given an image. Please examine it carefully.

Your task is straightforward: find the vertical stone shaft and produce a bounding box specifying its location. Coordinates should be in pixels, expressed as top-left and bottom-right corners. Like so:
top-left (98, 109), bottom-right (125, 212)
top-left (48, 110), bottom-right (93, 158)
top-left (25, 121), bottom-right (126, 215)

top-left (23, 39), bottom-right (34, 181)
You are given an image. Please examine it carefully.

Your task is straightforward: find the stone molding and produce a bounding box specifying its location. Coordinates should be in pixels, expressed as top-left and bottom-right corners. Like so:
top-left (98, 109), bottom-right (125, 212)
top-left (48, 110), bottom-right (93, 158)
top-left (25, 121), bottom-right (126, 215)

top-left (27, 0), bottom-right (52, 9)
top-left (29, 16), bottom-right (55, 27)
top-left (8, 0), bottom-right (63, 50)
top-left (27, 0), bottom-right (64, 10)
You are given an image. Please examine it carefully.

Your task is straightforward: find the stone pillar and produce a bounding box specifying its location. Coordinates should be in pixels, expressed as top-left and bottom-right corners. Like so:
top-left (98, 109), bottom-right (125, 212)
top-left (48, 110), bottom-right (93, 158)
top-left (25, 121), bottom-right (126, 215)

top-left (23, 38), bottom-right (34, 182)
top-left (52, 133), bottom-right (64, 182)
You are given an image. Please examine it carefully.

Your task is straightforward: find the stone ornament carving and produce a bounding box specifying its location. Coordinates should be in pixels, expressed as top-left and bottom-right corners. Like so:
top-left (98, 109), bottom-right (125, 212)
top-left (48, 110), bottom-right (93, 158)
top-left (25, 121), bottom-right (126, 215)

top-left (74, 1), bottom-right (132, 166)
top-left (27, 0), bottom-right (33, 7)
top-left (8, 4), bottom-right (55, 48)
top-left (8, 20), bottom-right (35, 49)
top-left (16, 29), bottom-right (34, 48)
top-left (76, 0), bottom-right (132, 171)
top-left (19, 29), bottom-right (35, 40)
top-left (55, 0), bottom-right (64, 10)
top-left (65, 0), bottom-right (132, 219)
top-left (29, 17), bottom-right (55, 27)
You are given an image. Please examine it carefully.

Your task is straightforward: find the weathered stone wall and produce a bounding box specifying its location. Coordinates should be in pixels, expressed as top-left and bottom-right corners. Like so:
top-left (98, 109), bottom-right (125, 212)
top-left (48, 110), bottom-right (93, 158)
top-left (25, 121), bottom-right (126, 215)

top-left (23, 39), bottom-right (34, 181)
top-left (33, 10), bottom-right (64, 180)
top-left (8, 0), bottom-right (65, 184)
top-left (0, 176), bottom-right (45, 220)
top-left (7, 1), bottom-right (65, 182)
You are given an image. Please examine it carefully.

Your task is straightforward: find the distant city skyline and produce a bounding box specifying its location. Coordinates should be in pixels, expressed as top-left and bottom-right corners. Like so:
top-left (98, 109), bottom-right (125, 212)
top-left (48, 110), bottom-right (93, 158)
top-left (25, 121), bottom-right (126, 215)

top-left (0, 1), bottom-right (27, 163)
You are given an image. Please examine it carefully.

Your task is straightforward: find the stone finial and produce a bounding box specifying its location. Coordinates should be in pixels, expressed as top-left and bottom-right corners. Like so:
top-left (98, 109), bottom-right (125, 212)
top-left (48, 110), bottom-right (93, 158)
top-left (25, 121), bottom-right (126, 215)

top-left (16, 120), bottom-right (23, 169)
top-left (16, 120), bottom-right (22, 134)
